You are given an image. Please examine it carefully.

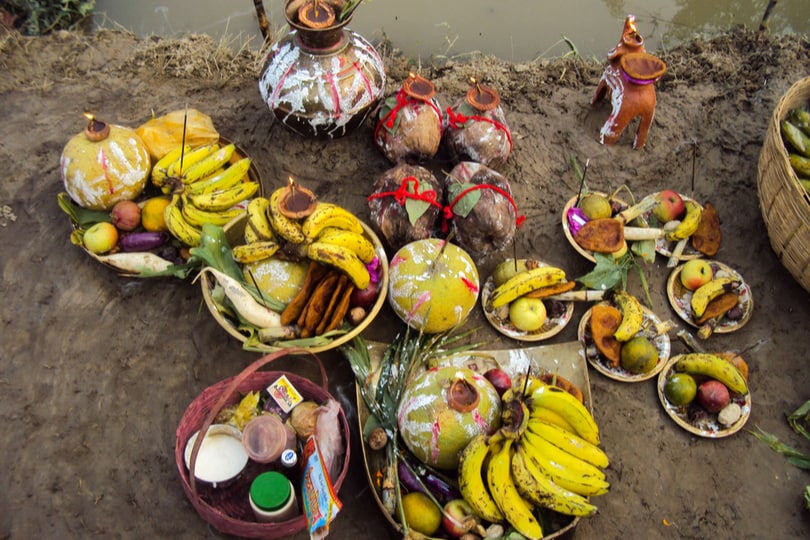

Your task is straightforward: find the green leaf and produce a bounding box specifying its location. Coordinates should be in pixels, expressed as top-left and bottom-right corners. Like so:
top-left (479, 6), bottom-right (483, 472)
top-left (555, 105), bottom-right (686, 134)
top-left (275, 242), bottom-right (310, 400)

top-left (57, 192), bottom-right (111, 228)
top-left (447, 182), bottom-right (481, 218)
top-left (404, 179), bottom-right (431, 226)
top-left (576, 253), bottom-right (625, 290)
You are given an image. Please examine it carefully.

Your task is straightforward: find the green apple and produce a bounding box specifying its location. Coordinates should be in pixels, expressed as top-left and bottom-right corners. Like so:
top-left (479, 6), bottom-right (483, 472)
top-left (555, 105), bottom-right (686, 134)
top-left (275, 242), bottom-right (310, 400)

top-left (578, 193), bottom-right (613, 220)
top-left (508, 297), bottom-right (547, 332)
top-left (83, 221), bottom-right (118, 254)
top-left (680, 259), bottom-right (713, 290)
top-left (492, 259), bottom-right (528, 287)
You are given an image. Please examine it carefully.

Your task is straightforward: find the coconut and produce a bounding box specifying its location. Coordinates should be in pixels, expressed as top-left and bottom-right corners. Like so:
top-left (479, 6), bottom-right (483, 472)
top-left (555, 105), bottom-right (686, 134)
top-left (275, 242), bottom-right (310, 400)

top-left (444, 84), bottom-right (512, 170)
top-left (397, 366), bottom-right (501, 470)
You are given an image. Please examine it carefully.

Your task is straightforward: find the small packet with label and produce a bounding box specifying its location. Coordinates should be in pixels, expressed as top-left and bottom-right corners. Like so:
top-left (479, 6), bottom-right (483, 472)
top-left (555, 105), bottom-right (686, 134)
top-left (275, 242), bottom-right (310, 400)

top-left (301, 435), bottom-right (341, 539)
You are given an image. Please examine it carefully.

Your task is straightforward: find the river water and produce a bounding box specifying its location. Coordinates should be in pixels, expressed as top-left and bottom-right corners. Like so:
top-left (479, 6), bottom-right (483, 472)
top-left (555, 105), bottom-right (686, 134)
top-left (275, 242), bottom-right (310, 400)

top-left (94, 0), bottom-right (809, 62)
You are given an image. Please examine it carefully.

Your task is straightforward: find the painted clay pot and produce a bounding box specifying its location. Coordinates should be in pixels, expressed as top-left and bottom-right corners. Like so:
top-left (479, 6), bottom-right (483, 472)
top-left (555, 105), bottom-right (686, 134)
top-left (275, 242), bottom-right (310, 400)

top-left (258, 0), bottom-right (386, 139)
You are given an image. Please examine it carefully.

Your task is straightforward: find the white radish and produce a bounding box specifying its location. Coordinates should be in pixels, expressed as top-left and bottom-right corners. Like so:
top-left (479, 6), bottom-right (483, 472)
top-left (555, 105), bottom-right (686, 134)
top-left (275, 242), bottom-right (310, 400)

top-left (95, 252), bottom-right (173, 274)
top-left (197, 267), bottom-right (282, 328)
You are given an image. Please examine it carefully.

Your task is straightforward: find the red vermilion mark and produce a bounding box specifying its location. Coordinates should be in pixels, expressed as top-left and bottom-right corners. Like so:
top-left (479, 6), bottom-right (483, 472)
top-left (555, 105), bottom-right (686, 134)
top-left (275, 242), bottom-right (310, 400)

top-left (431, 417), bottom-right (441, 464)
top-left (461, 276), bottom-right (479, 294)
top-left (472, 409), bottom-right (489, 431)
top-left (408, 291), bottom-right (431, 320)
top-left (99, 148), bottom-right (113, 194)
top-left (326, 71), bottom-right (341, 118)
top-left (389, 253), bottom-right (407, 268)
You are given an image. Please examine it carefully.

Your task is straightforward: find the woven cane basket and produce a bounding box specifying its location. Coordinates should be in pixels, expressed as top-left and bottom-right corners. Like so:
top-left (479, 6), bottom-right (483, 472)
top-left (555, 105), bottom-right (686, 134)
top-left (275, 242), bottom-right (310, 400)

top-left (175, 348), bottom-right (350, 538)
top-left (757, 76), bottom-right (810, 292)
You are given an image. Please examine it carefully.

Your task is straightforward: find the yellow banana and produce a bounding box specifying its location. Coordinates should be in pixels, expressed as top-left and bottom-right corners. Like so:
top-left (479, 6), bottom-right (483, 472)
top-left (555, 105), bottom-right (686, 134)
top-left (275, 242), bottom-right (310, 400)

top-left (486, 266), bottom-right (567, 310)
top-left (529, 384), bottom-right (600, 446)
top-left (181, 143), bottom-right (236, 184)
top-left (166, 143), bottom-right (219, 179)
top-left (487, 439), bottom-right (544, 540)
top-left (665, 200), bottom-right (702, 241)
top-left (268, 187), bottom-right (306, 244)
top-left (610, 289), bottom-right (643, 342)
top-left (151, 144), bottom-right (191, 187)
top-left (690, 276), bottom-right (741, 318)
top-left (512, 443), bottom-right (598, 517)
top-left (244, 223), bottom-right (261, 244)
top-left (184, 157), bottom-right (252, 195)
top-left (301, 202), bottom-right (364, 239)
top-left (520, 429), bottom-right (609, 497)
top-left (245, 197), bottom-right (276, 241)
top-left (316, 226), bottom-right (375, 263)
top-left (307, 241), bottom-right (371, 289)
top-left (527, 419), bottom-right (609, 469)
top-left (529, 406), bottom-right (577, 434)
top-left (674, 353), bottom-right (748, 395)
top-left (232, 241), bottom-right (281, 264)
top-left (164, 195), bottom-right (201, 247)
top-left (180, 196), bottom-right (244, 227)
top-left (457, 434), bottom-right (503, 523)
top-left (187, 181), bottom-right (260, 212)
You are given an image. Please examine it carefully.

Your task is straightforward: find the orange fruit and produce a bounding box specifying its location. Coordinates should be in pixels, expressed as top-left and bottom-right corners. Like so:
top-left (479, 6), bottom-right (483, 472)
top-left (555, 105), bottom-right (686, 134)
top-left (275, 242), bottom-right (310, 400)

top-left (141, 197), bottom-right (171, 232)
top-left (619, 336), bottom-right (659, 374)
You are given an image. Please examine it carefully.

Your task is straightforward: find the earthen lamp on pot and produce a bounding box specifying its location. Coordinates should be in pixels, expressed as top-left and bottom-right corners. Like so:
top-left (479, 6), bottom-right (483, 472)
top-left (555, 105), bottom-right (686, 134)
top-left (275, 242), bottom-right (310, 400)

top-left (83, 113), bottom-right (110, 141)
top-left (297, 0), bottom-right (335, 29)
top-left (466, 77), bottom-right (500, 111)
top-left (402, 72), bottom-right (436, 101)
top-left (279, 177), bottom-right (318, 218)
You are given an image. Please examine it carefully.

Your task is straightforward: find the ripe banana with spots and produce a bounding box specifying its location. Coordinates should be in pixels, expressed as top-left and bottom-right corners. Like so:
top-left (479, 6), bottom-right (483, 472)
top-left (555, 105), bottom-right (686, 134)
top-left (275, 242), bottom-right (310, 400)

top-left (690, 276), bottom-right (741, 318)
top-left (609, 288), bottom-right (643, 342)
top-left (185, 157), bottom-right (252, 196)
top-left (232, 240), bottom-right (281, 264)
top-left (307, 241), bottom-right (371, 290)
top-left (674, 353), bottom-right (748, 394)
top-left (245, 197), bottom-right (276, 241)
top-left (487, 439), bottom-right (544, 540)
top-left (164, 195), bottom-right (201, 246)
top-left (315, 226), bottom-right (375, 263)
top-left (529, 384), bottom-right (600, 446)
top-left (268, 187), bottom-right (307, 244)
top-left (486, 266), bottom-right (567, 310)
top-left (302, 202), bottom-right (365, 240)
top-left (187, 181), bottom-right (260, 212)
top-left (512, 442), bottom-right (599, 517)
top-left (151, 144), bottom-right (191, 187)
top-left (665, 200), bottom-right (702, 241)
top-left (181, 195), bottom-right (244, 226)
top-left (457, 434), bottom-right (504, 523)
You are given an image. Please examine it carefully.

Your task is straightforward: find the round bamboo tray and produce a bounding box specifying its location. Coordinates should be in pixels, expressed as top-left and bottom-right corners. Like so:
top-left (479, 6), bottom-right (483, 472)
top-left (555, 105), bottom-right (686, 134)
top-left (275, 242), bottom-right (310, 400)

top-left (757, 76), bottom-right (810, 292)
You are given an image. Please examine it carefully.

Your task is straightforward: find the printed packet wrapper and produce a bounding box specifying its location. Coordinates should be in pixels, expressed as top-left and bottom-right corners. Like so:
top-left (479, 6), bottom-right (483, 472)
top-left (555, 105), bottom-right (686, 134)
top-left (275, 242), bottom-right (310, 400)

top-left (301, 435), bottom-right (342, 539)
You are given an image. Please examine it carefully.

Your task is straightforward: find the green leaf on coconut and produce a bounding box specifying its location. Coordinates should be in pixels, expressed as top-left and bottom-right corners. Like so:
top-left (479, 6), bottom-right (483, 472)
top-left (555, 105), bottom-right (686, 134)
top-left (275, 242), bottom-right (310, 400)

top-left (404, 179), bottom-right (431, 226)
top-left (447, 182), bottom-right (481, 218)
top-left (380, 95), bottom-right (402, 134)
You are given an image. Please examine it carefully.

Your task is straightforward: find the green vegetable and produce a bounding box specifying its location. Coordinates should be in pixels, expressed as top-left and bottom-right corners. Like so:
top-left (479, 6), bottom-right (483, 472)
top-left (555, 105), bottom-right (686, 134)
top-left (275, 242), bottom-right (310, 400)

top-left (57, 192), bottom-right (111, 228)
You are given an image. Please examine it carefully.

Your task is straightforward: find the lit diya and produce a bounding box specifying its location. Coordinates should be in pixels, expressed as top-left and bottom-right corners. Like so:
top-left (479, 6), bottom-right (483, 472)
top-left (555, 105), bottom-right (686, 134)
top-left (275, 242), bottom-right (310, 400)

top-left (83, 112), bottom-right (110, 141)
top-left (465, 77), bottom-right (500, 111)
top-left (278, 177), bottom-right (318, 218)
top-left (402, 72), bottom-right (436, 101)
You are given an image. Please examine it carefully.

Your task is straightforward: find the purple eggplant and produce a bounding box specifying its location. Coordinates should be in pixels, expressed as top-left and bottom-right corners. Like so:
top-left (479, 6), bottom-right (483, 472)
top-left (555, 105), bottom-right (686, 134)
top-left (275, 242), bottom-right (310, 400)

top-left (119, 231), bottom-right (168, 252)
top-left (398, 457), bottom-right (462, 504)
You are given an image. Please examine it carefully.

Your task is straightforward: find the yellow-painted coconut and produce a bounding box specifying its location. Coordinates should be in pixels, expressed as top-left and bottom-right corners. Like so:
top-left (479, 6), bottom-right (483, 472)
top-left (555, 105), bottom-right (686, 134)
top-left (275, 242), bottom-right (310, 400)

top-left (388, 239), bottom-right (479, 334)
top-left (60, 117), bottom-right (151, 211)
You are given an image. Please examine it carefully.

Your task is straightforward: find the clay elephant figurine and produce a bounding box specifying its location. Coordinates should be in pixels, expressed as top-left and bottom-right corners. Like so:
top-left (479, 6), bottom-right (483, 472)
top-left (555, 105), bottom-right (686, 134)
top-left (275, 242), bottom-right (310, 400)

top-left (592, 15), bottom-right (666, 149)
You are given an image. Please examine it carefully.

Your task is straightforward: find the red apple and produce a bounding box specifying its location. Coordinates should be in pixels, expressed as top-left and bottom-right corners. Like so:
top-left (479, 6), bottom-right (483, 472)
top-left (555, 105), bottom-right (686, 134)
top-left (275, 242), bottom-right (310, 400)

top-left (697, 380), bottom-right (730, 413)
top-left (483, 368), bottom-right (512, 397)
top-left (442, 498), bottom-right (478, 538)
top-left (653, 190), bottom-right (686, 223)
top-left (679, 259), bottom-right (714, 291)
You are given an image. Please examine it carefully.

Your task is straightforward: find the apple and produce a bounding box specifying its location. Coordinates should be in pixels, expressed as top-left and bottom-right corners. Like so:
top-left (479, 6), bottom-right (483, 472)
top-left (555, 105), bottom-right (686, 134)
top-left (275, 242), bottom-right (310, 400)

top-left (442, 498), bottom-right (478, 538)
top-left (492, 259), bottom-right (528, 287)
top-left (679, 259), bottom-right (713, 290)
top-left (653, 190), bottom-right (686, 223)
top-left (508, 297), bottom-right (547, 332)
top-left (83, 222), bottom-right (119, 254)
top-left (483, 368), bottom-right (512, 397)
top-left (697, 380), bottom-right (730, 413)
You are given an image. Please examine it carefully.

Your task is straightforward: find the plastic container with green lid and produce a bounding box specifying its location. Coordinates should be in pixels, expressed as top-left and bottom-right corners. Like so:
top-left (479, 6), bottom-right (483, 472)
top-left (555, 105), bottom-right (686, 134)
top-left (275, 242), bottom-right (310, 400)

top-left (249, 471), bottom-right (298, 522)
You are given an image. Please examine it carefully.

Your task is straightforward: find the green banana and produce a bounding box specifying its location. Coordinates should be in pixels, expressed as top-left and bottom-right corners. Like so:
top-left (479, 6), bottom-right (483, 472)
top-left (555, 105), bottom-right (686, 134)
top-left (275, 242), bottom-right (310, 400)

top-left (674, 353), bottom-right (748, 395)
top-left (665, 200), bottom-right (702, 241)
top-left (457, 434), bottom-right (504, 523)
top-left (527, 419), bottom-right (609, 469)
top-left (529, 384), bottom-right (600, 446)
top-left (512, 443), bottom-right (599, 517)
top-left (487, 439), bottom-right (544, 540)
top-left (231, 241), bottom-right (280, 263)
top-left (307, 241), bottom-right (371, 289)
top-left (789, 107), bottom-right (810, 135)
top-left (187, 181), bottom-right (259, 212)
top-left (181, 143), bottom-right (236, 184)
top-left (790, 153), bottom-right (810, 177)
top-left (184, 157), bottom-right (252, 196)
top-left (164, 195), bottom-right (201, 247)
top-left (302, 202), bottom-right (365, 239)
top-left (268, 187), bottom-right (306, 244)
top-left (151, 144), bottom-right (191, 187)
top-left (316, 226), bottom-right (375, 263)
top-left (781, 120), bottom-right (810, 157)
top-left (690, 276), bottom-right (741, 318)
top-left (486, 266), bottom-right (567, 310)
top-left (610, 289), bottom-right (643, 342)
top-left (245, 197), bottom-right (276, 241)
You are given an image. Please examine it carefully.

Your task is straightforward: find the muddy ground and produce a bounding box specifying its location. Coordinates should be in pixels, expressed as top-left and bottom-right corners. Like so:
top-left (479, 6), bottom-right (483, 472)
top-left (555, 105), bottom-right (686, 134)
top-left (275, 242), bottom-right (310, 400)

top-left (1, 25), bottom-right (809, 540)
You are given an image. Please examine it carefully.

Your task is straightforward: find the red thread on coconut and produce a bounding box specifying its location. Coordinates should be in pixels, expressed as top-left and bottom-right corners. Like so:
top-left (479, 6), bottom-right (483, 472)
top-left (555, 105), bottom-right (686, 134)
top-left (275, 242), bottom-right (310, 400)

top-left (367, 176), bottom-right (444, 209)
top-left (444, 183), bottom-right (525, 231)
top-left (445, 107), bottom-right (513, 152)
top-left (374, 87), bottom-right (443, 140)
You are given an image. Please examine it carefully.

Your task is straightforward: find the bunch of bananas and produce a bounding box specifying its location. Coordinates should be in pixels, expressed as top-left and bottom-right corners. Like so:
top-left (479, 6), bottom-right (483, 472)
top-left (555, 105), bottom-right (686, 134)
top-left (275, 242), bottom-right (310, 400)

top-left (239, 188), bottom-right (375, 290)
top-left (458, 379), bottom-right (609, 539)
top-left (151, 143), bottom-right (259, 246)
